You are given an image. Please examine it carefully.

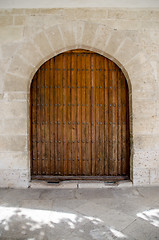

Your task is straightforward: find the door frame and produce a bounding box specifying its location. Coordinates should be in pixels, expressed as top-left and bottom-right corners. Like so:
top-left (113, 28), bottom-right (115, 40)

top-left (29, 48), bottom-right (133, 183)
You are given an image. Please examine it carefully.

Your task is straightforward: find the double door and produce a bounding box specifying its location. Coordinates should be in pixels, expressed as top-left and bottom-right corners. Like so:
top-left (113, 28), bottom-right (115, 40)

top-left (31, 50), bottom-right (130, 180)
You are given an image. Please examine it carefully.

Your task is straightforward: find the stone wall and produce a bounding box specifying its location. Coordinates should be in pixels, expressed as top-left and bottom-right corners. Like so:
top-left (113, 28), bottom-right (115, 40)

top-left (0, 8), bottom-right (159, 187)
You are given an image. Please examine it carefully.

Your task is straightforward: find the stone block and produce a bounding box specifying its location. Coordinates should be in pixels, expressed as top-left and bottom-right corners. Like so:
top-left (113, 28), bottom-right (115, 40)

top-left (115, 38), bottom-right (139, 65)
top-left (133, 151), bottom-right (159, 168)
top-left (0, 102), bottom-right (27, 119)
top-left (58, 22), bottom-right (76, 47)
top-left (25, 9), bottom-right (41, 14)
top-left (133, 89), bottom-right (155, 100)
top-left (92, 25), bottom-right (111, 51)
top-left (151, 10), bottom-right (159, 21)
top-left (23, 26), bottom-right (42, 38)
top-left (40, 8), bottom-right (64, 15)
top-left (133, 168), bottom-right (150, 185)
top-left (0, 135), bottom-right (27, 152)
top-left (108, 9), bottom-right (155, 21)
top-left (105, 31), bottom-right (126, 56)
top-left (116, 19), bottom-right (141, 31)
top-left (33, 31), bottom-right (53, 58)
top-left (0, 78), bottom-right (4, 94)
top-left (58, 181), bottom-right (77, 189)
top-left (108, 9), bottom-right (130, 19)
top-left (14, 16), bottom-right (26, 25)
top-left (124, 52), bottom-right (148, 77)
top-left (8, 54), bottom-right (33, 77)
top-left (4, 73), bottom-right (27, 92)
top-left (1, 42), bottom-right (20, 58)
top-left (131, 72), bottom-right (155, 93)
top-left (140, 21), bottom-right (159, 31)
top-left (17, 41), bottom-right (43, 67)
top-left (0, 16), bottom-right (13, 26)
top-left (74, 9), bottom-right (97, 20)
top-left (134, 135), bottom-right (159, 152)
top-left (150, 168), bottom-right (159, 185)
top-left (73, 9), bottom-right (108, 21)
top-left (0, 94), bottom-right (4, 100)
top-left (78, 182), bottom-right (106, 188)
top-left (0, 118), bottom-right (27, 135)
top-left (82, 22), bottom-right (98, 47)
top-left (46, 25), bottom-right (65, 51)
top-left (129, 30), bottom-right (159, 50)
top-left (0, 151), bottom-right (28, 169)
top-left (0, 26), bottom-right (23, 44)
top-left (117, 181), bottom-right (133, 187)
top-left (144, 45), bottom-right (158, 57)
top-left (25, 15), bottom-right (64, 28)
top-left (133, 98), bottom-right (156, 118)
top-left (139, 10), bottom-right (159, 20)
top-left (30, 180), bottom-right (77, 189)
top-left (133, 116), bottom-right (156, 135)
top-left (5, 92), bottom-right (27, 101)
top-left (0, 59), bottom-right (11, 78)
top-left (0, 169), bottom-right (29, 188)
top-left (74, 21), bottom-right (85, 46)
top-left (2, 9), bottom-right (25, 15)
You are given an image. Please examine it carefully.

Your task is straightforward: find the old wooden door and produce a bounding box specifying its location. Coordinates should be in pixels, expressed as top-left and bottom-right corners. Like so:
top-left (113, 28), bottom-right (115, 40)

top-left (31, 49), bottom-right (130, 181)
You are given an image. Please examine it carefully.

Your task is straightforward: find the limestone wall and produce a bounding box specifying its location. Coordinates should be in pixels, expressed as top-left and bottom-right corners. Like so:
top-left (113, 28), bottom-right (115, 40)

top-left (0, 8), bottom-right (159, 187)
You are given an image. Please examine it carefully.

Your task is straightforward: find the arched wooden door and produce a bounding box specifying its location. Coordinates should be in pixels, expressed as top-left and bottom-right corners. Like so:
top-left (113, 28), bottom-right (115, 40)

top-left (31, 49), bottom-right (130, 181)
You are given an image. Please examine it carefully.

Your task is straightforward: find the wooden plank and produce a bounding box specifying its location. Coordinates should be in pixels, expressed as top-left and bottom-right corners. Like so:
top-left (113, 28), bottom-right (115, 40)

top-left (81, 53), bottom-right (86, 175)
top-left (112, 62), bottom-right (118, 175)
top-left (32, 175), bottom-right (129, 181)
top-left (99, 56), bottom-right (105, 175)
top-left (57, 55), bottom-right (61, 175)
top-left (85, 53), bottom-right (91, 175)
top-left (117, 70), bottom-right (122, 175)
top-left (40, 64), bottom-right (45, 174)
top-left (76, 52), bottom-right (82, 175)
top-left (126, 82), bottom-right (130, 176)
top-left (44, 60), bottom-right (50, 174)
top-left (49, 58), bottom-right (55, 175)
top-left (67, 53), bottom-right (72, 175)
top-left (108, 60), bottom-right (113, 175)
top-left (71, 52), bottom-right (77, 175)
top-left (36, 68), bottom-right (41, 175)
top-left (57, 54), bottom-right (63, 175)
top-left (62, 53), bottom-right (68, 175)
top-left (104, 58), bottom-right (109, 175)
top-left (95, 54), bottom-right (100, 175)
top-left (91, 53), bottom-right (96, 176)
top-left (54, 57), bottom-right (58, 174)
top-left (121, 72), bottom-right (127, 175)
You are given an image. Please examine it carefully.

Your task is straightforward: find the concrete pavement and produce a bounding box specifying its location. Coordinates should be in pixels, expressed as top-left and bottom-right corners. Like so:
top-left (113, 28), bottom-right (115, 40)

top-left (0, 185), bottom-right (159, 239)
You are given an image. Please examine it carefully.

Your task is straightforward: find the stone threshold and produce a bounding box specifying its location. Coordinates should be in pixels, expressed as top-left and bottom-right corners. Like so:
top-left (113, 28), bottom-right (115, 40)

top-left (29, 180), bottom-right (132, 189)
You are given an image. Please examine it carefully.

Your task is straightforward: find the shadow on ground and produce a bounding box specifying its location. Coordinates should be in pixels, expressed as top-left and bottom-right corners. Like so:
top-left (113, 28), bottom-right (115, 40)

top-left (0, 187), bottom-right (159, 240)
top-left (0, 206), bottom-right (129, 240)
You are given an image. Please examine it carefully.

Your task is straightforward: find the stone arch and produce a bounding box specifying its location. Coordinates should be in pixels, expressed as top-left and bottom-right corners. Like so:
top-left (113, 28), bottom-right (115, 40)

top-left (7, 21), bottom-right (146, 93)
top-left (5, 21), bottom-right (152, 184)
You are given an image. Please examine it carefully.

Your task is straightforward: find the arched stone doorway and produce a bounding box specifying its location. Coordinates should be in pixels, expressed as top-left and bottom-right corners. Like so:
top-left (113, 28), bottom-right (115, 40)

top-left (30, 49), bottom-right (130, 181)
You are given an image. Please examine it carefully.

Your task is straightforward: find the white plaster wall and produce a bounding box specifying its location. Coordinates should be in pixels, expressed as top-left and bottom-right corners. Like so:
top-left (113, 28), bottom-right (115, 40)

top-left (0, 7), bottom-right (159, 187)
top-left (0, 0), bottom-right (159, 8)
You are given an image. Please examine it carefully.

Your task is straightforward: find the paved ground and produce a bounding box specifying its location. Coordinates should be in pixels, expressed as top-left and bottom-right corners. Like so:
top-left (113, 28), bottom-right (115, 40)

top-left (0, 185), bottom-right (159, 240)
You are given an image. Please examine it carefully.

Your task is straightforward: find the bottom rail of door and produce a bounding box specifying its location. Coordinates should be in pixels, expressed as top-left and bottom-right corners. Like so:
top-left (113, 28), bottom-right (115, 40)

top-left (32, 175), bottom-right (129, 182)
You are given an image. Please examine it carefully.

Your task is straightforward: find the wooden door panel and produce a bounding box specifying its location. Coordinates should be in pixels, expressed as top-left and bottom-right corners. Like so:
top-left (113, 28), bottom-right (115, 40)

top-left (31, 49), bottom-right (130, 179)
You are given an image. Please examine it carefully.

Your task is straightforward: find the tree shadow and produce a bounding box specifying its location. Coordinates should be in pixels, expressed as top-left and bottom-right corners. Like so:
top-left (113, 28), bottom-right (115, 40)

top-left (0, 206), bottom-right (129, 240)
